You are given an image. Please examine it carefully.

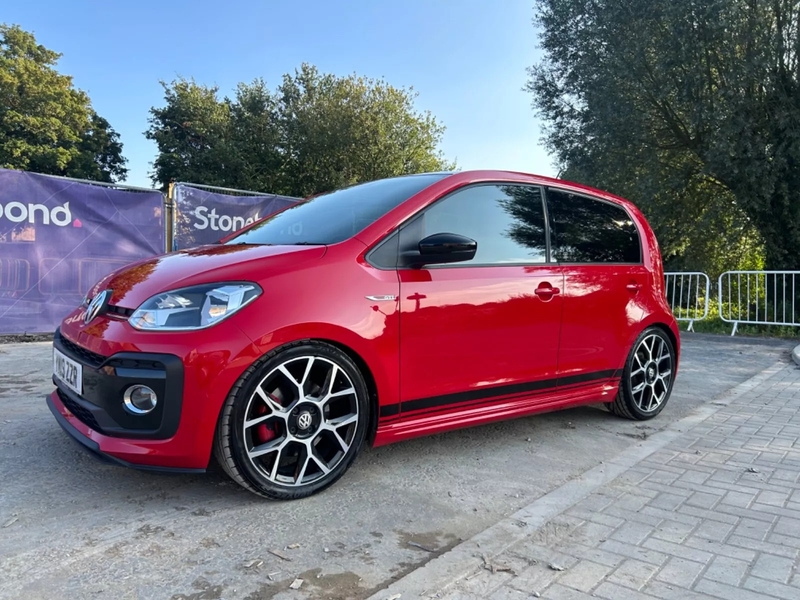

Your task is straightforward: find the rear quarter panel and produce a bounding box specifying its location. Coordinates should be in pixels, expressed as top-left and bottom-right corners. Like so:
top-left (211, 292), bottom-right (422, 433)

top-left (620, 200), bottom-right (680, 365)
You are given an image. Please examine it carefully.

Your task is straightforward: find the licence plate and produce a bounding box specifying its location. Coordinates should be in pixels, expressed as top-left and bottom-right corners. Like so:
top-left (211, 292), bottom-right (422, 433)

top-left (53, 347), bottom-right (82, 396)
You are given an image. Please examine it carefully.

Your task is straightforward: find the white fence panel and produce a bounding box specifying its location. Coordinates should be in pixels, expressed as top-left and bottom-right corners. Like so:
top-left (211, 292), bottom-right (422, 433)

top-left (664, 272), bottom-right (711, 331)
top-left (718, 271), bottom-right (800, 335)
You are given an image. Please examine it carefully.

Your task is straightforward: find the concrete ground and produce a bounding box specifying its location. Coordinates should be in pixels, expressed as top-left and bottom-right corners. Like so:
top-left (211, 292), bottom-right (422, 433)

top-left (0, 334), bottom-right (794, 600)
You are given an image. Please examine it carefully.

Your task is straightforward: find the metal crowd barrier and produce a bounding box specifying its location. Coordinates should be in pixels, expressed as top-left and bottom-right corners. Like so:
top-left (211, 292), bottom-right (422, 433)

top-left (664, 272), bottom-right (711, 331)
top-left (718, 271), bottom-right (800, 336)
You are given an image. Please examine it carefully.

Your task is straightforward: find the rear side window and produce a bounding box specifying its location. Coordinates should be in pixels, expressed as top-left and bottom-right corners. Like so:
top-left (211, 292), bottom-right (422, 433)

top-left (546, 189), bottom-right (641, 263)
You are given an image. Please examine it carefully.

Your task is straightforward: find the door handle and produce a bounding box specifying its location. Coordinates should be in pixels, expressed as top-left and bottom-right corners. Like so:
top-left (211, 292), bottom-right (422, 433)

top-left (626, 282), bottom-right (642, 293)
top-left (535, 283), bottom-right (560, 300)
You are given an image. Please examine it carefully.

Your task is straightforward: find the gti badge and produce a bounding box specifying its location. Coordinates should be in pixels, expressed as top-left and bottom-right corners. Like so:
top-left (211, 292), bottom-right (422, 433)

top-left (85, 289), bottom-right (112, 325)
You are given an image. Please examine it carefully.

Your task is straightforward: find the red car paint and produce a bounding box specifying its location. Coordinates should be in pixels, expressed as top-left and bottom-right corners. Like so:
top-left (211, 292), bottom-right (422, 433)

top-left (48, 170), bottom-right (679, 471)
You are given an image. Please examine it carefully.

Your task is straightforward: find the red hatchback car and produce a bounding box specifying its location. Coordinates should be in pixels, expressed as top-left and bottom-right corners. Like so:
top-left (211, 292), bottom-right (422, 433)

top-left (48, 171), bottom-right (679, 499)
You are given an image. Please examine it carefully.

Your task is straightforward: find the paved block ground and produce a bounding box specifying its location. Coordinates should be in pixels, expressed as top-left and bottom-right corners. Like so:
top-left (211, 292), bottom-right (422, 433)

top-left (387, 360), bottom-right (800, 600)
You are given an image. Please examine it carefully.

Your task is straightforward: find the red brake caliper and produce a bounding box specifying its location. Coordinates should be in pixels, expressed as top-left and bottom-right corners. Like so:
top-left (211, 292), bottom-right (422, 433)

top-left (255, 404), bottom-right (277, 443)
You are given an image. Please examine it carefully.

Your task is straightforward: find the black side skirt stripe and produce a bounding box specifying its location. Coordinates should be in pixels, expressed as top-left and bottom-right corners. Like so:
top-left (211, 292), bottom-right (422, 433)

top-left (379, 369), bottom-right (619, 418)
top-left (380, 404), bottom-right (400, 417)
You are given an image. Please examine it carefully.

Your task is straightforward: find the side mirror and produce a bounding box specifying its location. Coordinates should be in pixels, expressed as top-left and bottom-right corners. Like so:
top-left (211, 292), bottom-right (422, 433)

top-left (406, 232), bottom-right (477, 266)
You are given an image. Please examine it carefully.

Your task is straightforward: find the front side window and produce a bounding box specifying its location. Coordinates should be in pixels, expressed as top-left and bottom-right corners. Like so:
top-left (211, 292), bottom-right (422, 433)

top-left (226, 173), bottom-right (449, 246)
top-left (547, 189), bottom-right (641, 263)
top-left (417, 184), bottom-right (547, 265)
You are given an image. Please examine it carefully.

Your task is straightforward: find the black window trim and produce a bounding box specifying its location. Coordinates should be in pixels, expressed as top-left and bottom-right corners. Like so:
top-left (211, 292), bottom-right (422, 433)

top-left (365, 229), bottom-right (400, 270)
top-left (543, 185), bottom-right (644, 267)
top-left (365, 181), bottom-right (554, 270)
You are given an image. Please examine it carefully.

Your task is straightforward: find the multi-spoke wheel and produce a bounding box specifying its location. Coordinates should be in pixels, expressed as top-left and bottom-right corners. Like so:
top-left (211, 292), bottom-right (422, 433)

top-left (214, 341), bottom-right (369, 499)
top-left (607, 327), bottom-right (675, 420)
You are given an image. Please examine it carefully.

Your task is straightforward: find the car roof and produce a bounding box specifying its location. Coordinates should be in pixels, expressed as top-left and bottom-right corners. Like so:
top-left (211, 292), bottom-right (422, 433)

top-left (429, 169), bottom-right (637, 210)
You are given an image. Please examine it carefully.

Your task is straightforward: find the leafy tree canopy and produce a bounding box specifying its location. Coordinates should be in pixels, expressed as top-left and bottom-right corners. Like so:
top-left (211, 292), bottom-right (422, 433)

top-left (147, 64), bottom-right (455, 196)
top-left (0, 24), bottom-right (127, 182)
top-left (529, 0), bottom-right (800, 272)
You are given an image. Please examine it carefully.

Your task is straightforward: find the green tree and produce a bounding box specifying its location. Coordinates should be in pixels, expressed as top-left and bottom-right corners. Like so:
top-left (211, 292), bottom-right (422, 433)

top-left (0, 24), bottom-right (127, 182)
top-left (146, 64), bottom-right (454, 195)
top-left (528, 0), bottom-right (800, 271)
top-left (274, 64), bottom-right (455, 196)
top-left (228, 79), bottom-right (284, 192)
top-left (146, 79), bottom-right (236, 190)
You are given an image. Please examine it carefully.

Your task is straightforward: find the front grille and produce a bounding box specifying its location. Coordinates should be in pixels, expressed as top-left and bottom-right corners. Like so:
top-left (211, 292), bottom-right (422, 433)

top-left (57, 389), bottom-right (102, 432)
top-left (57, 331), bottom-right (106, 368)
top-left (106, 357), bottom-right (165, 371)
top-left (107, 304), bottom-right (134, 318)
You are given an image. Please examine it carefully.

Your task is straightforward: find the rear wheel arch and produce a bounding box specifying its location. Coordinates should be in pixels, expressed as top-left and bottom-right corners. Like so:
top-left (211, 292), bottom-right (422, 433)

top-left (650, 322), bottom-right (680, 365)
top-left (623, 318), bottom-right (679, 369)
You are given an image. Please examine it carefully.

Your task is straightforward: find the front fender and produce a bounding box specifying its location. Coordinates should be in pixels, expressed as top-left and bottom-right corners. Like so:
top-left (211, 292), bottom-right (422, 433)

top-left (240, 319), bottom-right (400, 418)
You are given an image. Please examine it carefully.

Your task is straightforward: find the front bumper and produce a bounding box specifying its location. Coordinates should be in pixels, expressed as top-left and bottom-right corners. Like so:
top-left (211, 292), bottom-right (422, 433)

top-left (53, 329), bottom-right (184, 439)
top-left (47, 316), bottom-right (261, 470)
top-left (46, 393), bottom-right (204, 474)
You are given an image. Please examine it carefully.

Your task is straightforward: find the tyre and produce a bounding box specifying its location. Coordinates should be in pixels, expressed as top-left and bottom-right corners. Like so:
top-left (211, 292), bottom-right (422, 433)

top-left (214, 341), bottom-right (369, 500)
top-left (606, 327), bottom-right (675, 420)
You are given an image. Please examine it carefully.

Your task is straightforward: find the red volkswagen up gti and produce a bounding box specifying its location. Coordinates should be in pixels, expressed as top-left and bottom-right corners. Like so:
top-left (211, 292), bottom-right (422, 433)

top-left (48, 171), bottom-right (679, 499)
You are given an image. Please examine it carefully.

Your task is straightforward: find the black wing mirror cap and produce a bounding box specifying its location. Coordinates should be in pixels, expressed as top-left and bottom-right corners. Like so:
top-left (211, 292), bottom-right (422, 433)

top-left (402, 232), bottom-right (477, 267)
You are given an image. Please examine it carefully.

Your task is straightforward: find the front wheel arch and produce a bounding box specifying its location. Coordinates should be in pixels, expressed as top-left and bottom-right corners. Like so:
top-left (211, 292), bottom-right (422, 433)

top-left (316, 339), bottom-right (380, 447)
top-left (214, 337), bottom-right (382, 460)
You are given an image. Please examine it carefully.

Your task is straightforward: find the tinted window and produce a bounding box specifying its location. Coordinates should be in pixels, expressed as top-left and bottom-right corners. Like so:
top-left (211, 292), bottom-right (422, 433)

top-left (419, 184), bottom-right (547, 265)
top-left (547, 189), bottom-right (641, 263)
top-left (226, 173), bottom-right (449, 246)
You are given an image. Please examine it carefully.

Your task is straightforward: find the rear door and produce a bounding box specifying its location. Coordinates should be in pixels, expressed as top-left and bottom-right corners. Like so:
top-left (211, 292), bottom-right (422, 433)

top-left (545, 188), bottom-right (647, 387)
top-left (397, 183), bottom-right (564, 415)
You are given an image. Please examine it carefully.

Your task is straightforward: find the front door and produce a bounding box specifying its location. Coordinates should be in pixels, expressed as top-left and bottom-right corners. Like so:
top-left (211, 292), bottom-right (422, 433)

top-left (398, 183), bottom-right (564, 416)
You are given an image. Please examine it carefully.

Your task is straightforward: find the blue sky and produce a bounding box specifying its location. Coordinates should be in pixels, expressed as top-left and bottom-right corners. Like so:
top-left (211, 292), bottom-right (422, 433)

top-left (5, 0), bottom-right (556, 189)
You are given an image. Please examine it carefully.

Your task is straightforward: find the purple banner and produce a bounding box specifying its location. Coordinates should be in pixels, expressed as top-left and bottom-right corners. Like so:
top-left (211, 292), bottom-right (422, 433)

top-left (174, 184), bottom-right (298, 250)
top-left (0, 168), bottom-right (164, 334)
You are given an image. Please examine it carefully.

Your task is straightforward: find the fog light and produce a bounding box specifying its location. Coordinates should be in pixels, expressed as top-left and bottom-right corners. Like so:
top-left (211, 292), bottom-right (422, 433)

top-left (123, 385), bottom-right (158, 415)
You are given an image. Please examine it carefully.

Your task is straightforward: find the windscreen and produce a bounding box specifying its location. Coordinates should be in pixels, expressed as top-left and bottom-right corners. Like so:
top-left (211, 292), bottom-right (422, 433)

top-left (225, 173), bottom-right (450, 246)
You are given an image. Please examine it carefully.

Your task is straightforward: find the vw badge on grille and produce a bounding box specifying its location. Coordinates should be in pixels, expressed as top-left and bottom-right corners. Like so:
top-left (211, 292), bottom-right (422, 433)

top-left (84, 290), bottom-right (111, 325)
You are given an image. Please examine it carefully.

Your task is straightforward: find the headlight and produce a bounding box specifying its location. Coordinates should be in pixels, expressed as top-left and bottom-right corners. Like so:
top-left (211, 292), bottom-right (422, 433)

top-left (129, 283), bottom-right (261, 331)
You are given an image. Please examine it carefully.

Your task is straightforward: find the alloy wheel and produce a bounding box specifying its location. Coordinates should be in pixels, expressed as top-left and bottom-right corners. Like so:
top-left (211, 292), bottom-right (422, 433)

top-left (242, 356), bottom-right (359, 487)
top-left (629, 333), bottom-right (673, 413)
